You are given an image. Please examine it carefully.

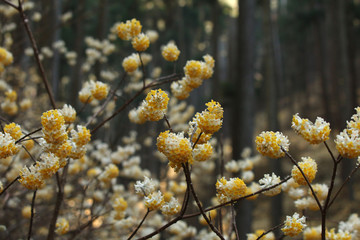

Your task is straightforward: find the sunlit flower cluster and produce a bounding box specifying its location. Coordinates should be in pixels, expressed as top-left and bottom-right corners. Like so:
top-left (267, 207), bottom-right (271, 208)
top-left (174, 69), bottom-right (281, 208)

top-left (216, 177), bottom-right (247, 203)
top-left (129, 89), bottom-right (169, 123)
top-left (171, 55), bottom-right (215, 100)
top-left (258, 173), bottom-right (282, 196)
top-left (157, 130), bottom-right (192, 171)
top-left (195, 100), bottom-right (223, 134)
top-left (291, 157), bottom-right (317, 185)
top-left (255, 131), bottom-right (289, 158)
top-left (0, 47), bottom-right (13, 73)
top-left (161, 41), bottom-right (180, 62)
top-left (281, 212), bottom-right (306, 236)
top-left (292, 113), bottom-right (330, 144)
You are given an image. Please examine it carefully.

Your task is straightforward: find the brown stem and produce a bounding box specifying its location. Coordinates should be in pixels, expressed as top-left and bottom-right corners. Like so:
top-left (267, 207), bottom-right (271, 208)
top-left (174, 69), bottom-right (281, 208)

top-left (28, 190), bottom-right (37, 240)
top-left (183, 164), bottom-right (225, 240)
top-left (282, 148), bottom-right (323, 211)
top-left (128, 209), bottom-right (150, 240)
top-left (17, 0), bottom-right (57, 109)
top-left (0, 176), bottom-right (20, 197)
top-left (47, 173), bottom-right (64, 240)
top-left (163, 114), bottom-right (173, 132)
top-left (192, 132), bottom-right (203, 149)
top-left (324, 141), bottom-right (337, 163)
top-left (136, 172), bottom-right (191, 240)
top-left (0, 0), bottom-right (18, 9)
top-left (256, 222), bottom-right (284, 240)
top-left (182, 176), bottom-right (291, 219)
top-left (231, 204), bottom-right (240, 240)
top-left (90, 73), bottom-right (181, 134)
top-left (328, 161), bottom-right (360, 208)
top-left (15, 127), bottom-right (42, 144)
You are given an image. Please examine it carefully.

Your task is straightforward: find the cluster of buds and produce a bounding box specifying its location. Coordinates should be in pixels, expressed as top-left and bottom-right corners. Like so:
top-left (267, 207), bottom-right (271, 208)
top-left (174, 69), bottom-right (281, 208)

top-left (215, 177), bottom-right (247, 204)
top-left (171, 55), bottom-right (214, 100)
top-left (78, 80), bottom-right (109, 103)
top-left (0, 47), bottom-right (13, 73)
top-left (129, 89), bottom-right (169, 124)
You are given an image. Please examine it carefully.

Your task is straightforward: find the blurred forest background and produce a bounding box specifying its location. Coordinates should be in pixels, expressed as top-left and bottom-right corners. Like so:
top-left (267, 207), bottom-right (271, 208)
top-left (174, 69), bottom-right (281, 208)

top-left (2, 0), bottom-right (360, 238)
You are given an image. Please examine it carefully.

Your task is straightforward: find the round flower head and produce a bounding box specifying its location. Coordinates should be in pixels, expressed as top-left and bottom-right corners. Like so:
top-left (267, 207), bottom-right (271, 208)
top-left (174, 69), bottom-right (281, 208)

top-left (78, 82), bottom-right (93, 103)
top-left (188, 120), bottom-right (212, 144)
top-left (326, 229), bottom-right (352, 240)
top-left (0, 132), bottom-right (19, 159)
top-left (292, 113), bottom-right (330, 144)
top-left (335, 129), bottom-right (360, 159)
top-left (41, 109), bottom-right (65, 132)
top-left (100, 163), bottom-right (119, 183)
top-left (128, 106), bottom-right (147, 124)
top-left (131, 33), bottom-right (150, 52)
top-left (5, 90), bottom-right (17, 102)
top-left (144, 89), bottom-right (169, 111)
top-left (259, 173), bottom-right (282, 196)
top-left (113, 197), bottom-right (128, 212)
top-left (281, 212), bottom-right (306, 237)
top-left (19, 165), bottom-right (45, 190)
top-left (346, 107), bottom-right (360, 130)
top-left (184, 75), bottom-right (203, 89)
top-left (192, 142), bottom-right (213, 162)
top-left (90, 80), bottom-right (109, 100)
top-left (36, 152), bottom-right (60, 179)
top-left (291, 157), bottom-right (317, 185)
top-left (170, 79), bottom-right (192, 100)
top-left (161, 41), bottom-right (180, 62)
top-left (134, 176), bottom-right (158, 196)
top-left (255, 131), bottom-right (289, 158)
top-left (144, 190), bottom-right (165, 211)
top-left (55, 218), bottom-right (69, 235)
top-left (216, 177), bottom-right (247, 204)
top-left (71, 125), bottom-right (91, 146)
top-left (303, 226), bottom-right (322, 240)
top-left (0, 47), bottom-right (13, 66)
top-left (199, 62), bottom-right (213, 80)
top-left (161, 197), bottom-right (181, 216)
top-left (196, 100), bottom-right (223, 134)
top-left (122, 54), bottom-right (139, 73)
top-left (117, 18), bottom-right (142, 40)
top-left (59, 104), bottom-right (76, 123)
top-left (4, 122), bottom-right (22, 141)
top-left (203, 54), bottom-right (215, 68)
top-left (156, 131), bottom-right (192, 170)
top-left (184, 60), bottom-right (202, 78)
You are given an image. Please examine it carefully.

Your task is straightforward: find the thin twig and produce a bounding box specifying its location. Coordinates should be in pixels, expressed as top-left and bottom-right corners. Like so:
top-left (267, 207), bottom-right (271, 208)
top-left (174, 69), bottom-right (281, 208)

top-left (17, 0), bottom-right (56, 109)
top-left (328, 161), bottom-right (360, 208)
top-left (128, 209), bottom-right (150, 240)
top-left (256, 222), bottom-right (284, 240)
top-left (0, 0), bottom-right (18, 9)
top-left (282, 147), bottom-right (323, 211)
top-left (183, 164), bottom-right (225, 240)
top-left (47, 172), bottom-right (64, 240)
top-left (27, 190), bottom-right (37, 240)
top-left (192, 132), bottom-right (203, 149)
top-left (324, 141), bottom-right (337, 163)
top-left (231, 204), bottom-right (240, 240)
top-left (0, 176), bottom-right (20, 197)
top-left (90, 73), bottom-right (181, 134)
top-left (163, 114), bottom-right (173, 132)
top-left (15, 127), bottom-right (42, 144)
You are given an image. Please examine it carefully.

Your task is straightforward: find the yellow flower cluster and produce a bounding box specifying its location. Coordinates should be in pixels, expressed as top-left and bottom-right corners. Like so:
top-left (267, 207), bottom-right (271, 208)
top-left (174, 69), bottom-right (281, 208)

top-left (129, 89), bottom-right (169, 123)
top-left (4, 122), bottom-right (22, 141)
top-left (117, 18), bottom-right (142, 41)
top-left (0, 132), bottom-right (19, 159)
top-left (326, 229), bottom-right (352, 240)
top-left (144, 190), bottom-right (165, 211)
top-left (78, 80), bottom-right (109, 103)
top-left (122, 53), bottom-right (140, 73)
top-left (216, 177), bottom-right (247, 204)
top-left (0, 47), bottom-right (13, 73)
top-left (281, 212), bottom-right (307, 237)
top-left (161, 196), bottom-right (181, 216)
top-left (247, 230), bottom-right (275, 240)
top-left (18, 165), bottom-right (45, 190)
top-left (335, 107), bottom-right (360, 158)
top-left (99, 163), bottom-right (119, 184)
top-left (192, 142), bottom-right (213, 162)
top-left (171, 55), bottom-right (215, 100)
top-left (157, 131), bottom-right (192, 170)
top-left (2, 89), bottom-right (18, 116)
top-left (112, 197), bottom-right (128, 220)
top-left (291, 157), bottom-right (317, 185)
top-left (303, 226), bottom-right (321, 240)
top-left (255, 131), bottom-right (290, 158)
top-left (59, 104), bottom-right (76, 124)
top-left (161, 41), bottom-right (180, 62)
top-left (292, 113), bottom-right (330, 144)
top-left (195, 100), bottom-right (223, 134)
top-left (55, 218), bottom-right (69, 235)
top-left (117, 18), bottom-right (150, 52)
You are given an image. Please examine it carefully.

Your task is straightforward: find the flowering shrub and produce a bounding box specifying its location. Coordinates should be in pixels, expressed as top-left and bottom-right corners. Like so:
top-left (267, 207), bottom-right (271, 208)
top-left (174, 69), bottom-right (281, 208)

top-left (0, 2), bottom-right (359, 240)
